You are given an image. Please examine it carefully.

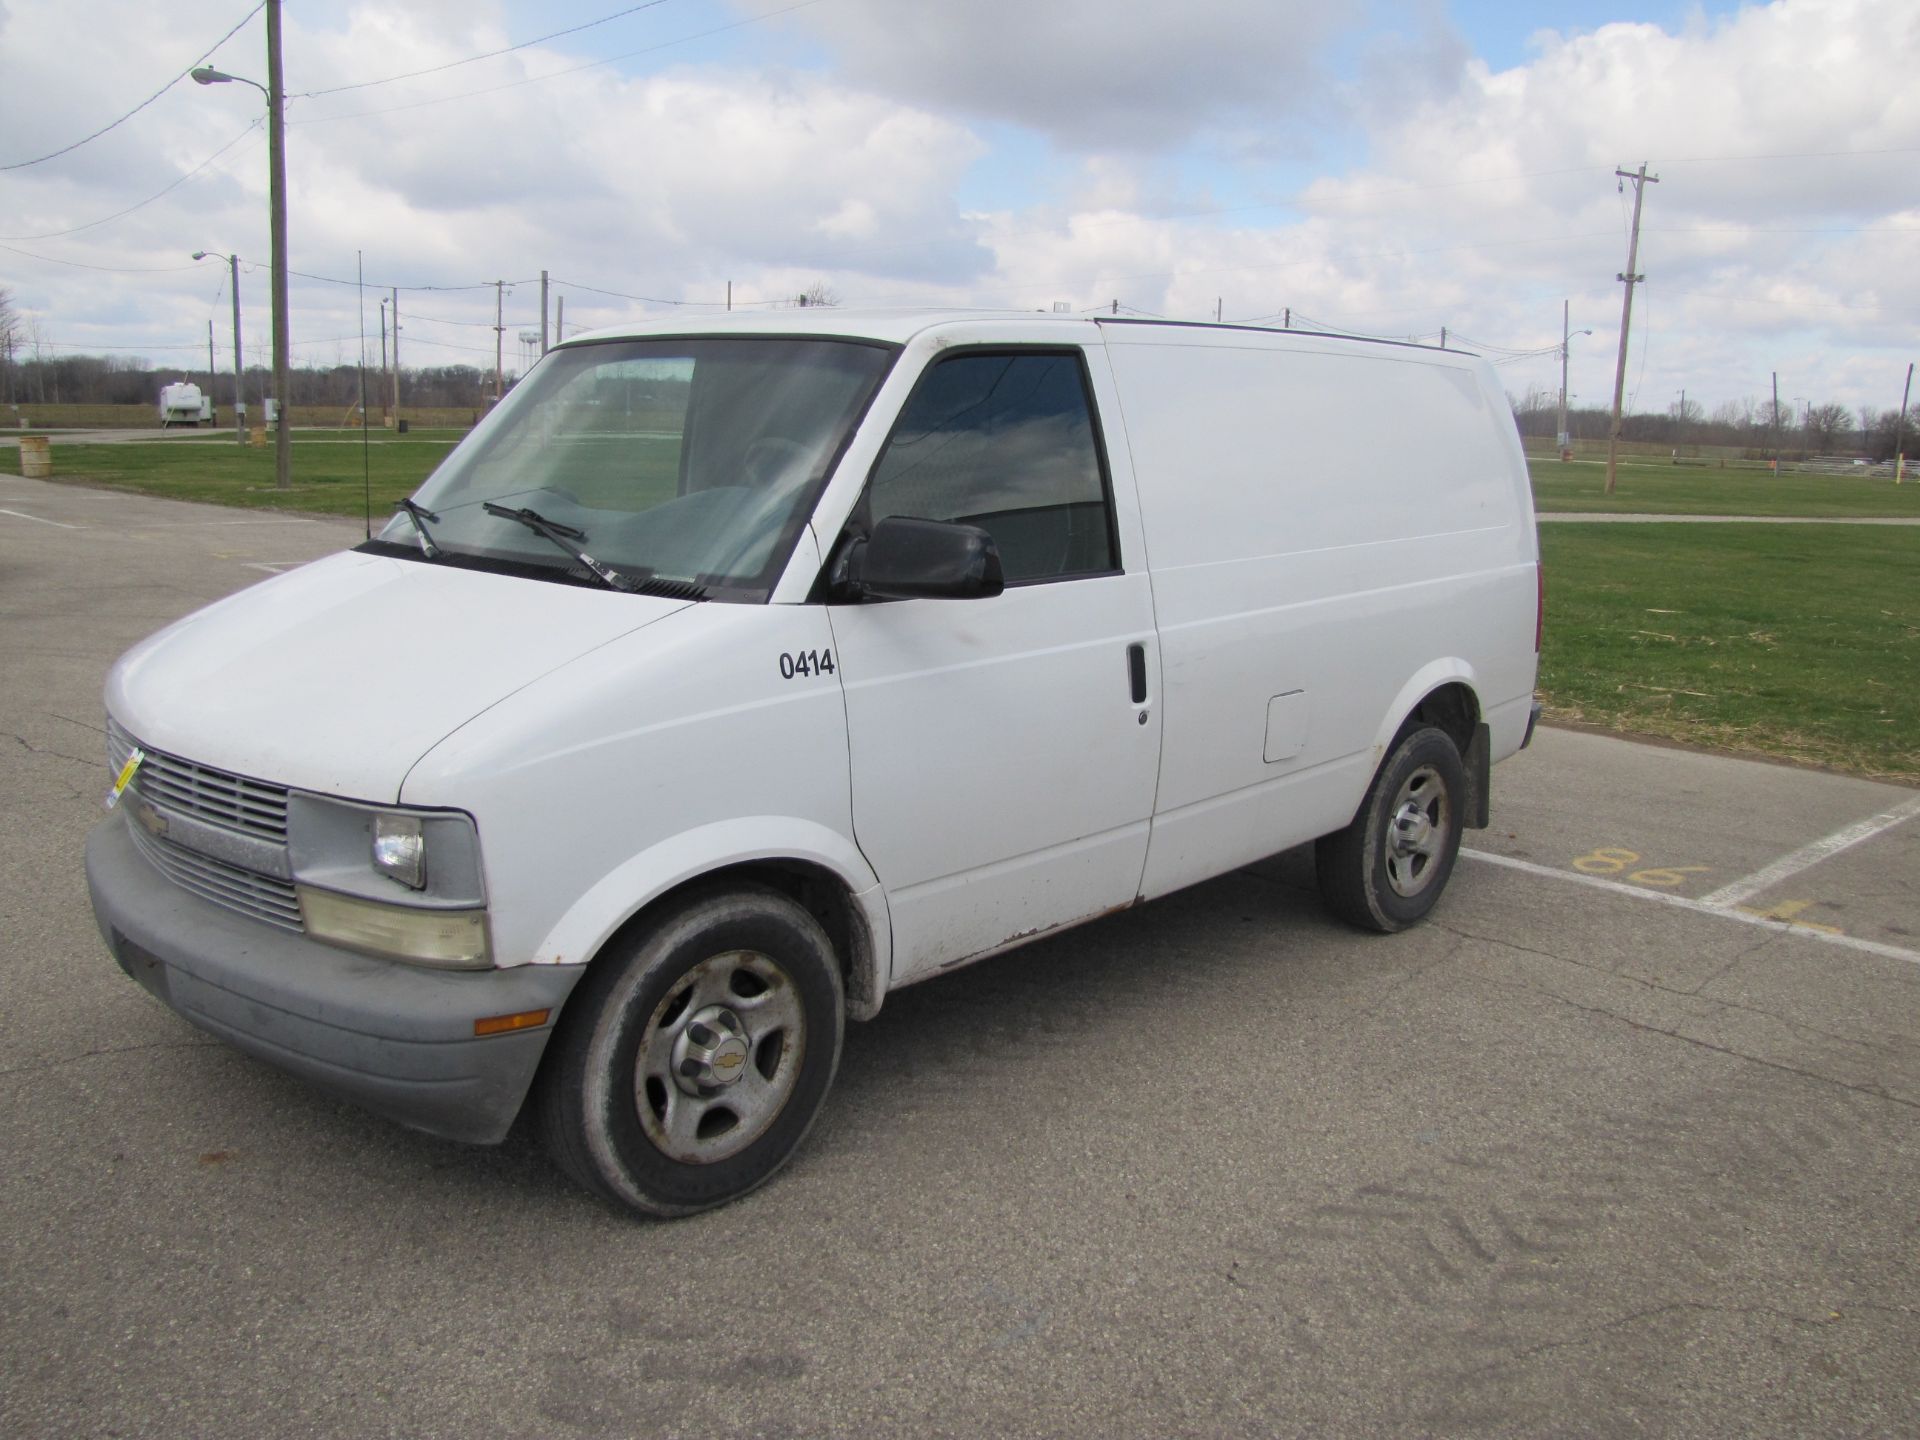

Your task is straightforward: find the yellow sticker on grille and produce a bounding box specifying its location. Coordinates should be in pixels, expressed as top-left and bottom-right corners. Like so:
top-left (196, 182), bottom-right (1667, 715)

top-left (105, 747), bottom-right (145, 810)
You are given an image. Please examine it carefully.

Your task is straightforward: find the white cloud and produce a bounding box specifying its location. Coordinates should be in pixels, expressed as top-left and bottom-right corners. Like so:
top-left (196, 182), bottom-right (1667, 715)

top-left (2, 0), bottom-right (1915, 414)
top-left (766, 0), bottom-right (1354, 151)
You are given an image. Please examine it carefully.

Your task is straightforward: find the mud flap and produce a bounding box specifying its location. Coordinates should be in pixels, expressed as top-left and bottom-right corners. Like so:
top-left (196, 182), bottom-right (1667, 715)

top-left (1464, 721), bottom-right (1491, 829)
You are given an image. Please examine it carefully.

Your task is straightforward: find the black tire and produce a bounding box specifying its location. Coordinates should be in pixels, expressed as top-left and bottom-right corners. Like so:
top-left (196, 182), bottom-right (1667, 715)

top-left (537, 883), bottom-right (844, 1217)
top-left (1315, 726), bottom-right (1466, 933)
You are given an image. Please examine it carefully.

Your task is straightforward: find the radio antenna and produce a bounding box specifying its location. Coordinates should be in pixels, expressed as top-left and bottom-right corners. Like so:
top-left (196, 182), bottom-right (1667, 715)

top-left (358, 250), bottom-right (372, 540)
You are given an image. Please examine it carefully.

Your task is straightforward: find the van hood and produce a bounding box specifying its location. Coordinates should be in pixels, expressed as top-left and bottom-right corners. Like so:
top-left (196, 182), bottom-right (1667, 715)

top-left (106, 550), bottom-right (691, 801)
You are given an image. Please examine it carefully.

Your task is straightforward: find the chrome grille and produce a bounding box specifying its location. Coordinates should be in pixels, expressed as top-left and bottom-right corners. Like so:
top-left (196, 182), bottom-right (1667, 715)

top-left (109, 718), bottom-right (304, 933)
top-left (127, 818), bottom-right (304, 932)
top-left (108, 720), bottom-right (289, 842)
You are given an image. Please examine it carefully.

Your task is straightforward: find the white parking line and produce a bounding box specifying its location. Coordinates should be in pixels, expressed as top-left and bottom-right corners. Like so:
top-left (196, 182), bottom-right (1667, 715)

top-left (1696, 794), bottom-right (1920, 909)
top-left (0, 507), bottom-right (83, 529)
top-left (1462, 848), bottom-right (1920, 967)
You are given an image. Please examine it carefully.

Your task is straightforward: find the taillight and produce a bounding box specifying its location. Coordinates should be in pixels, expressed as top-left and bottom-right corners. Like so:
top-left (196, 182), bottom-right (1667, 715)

top-left (1535, 562), bottom-right (1545, 652)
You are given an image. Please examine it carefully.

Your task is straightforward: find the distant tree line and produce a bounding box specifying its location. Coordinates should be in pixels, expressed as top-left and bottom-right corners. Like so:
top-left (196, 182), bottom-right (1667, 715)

top-left (0, 308), bottom-right (509, 414)
top-left (1509, 386), bottom-right (1912, 461)
top-left (2, 355), bottom-right (509, 411)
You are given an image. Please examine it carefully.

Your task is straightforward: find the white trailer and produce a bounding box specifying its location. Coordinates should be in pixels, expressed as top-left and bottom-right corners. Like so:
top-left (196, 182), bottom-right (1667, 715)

top-left (157, 382), bottom-right (212, 428)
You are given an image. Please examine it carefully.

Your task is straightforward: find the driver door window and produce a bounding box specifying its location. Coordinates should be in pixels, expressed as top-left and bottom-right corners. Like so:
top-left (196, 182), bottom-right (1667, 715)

top-left (865, 351), bottom-right (1117, 583)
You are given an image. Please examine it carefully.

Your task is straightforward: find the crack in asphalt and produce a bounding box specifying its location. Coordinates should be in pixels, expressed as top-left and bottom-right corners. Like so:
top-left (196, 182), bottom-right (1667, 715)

top-left (1332, 928), bottom-right (1470, 1032)
top-left (47, 712), bottom-right (108, 739)
top-left (9, 732), bottom-right (100, 771)
top-left (1483, 971), bottom-right (1920, 1113)
top-left (0, 1037), bottom-right (221, 1080)
top-left (1437, 919), bottom-right (1908, 1060)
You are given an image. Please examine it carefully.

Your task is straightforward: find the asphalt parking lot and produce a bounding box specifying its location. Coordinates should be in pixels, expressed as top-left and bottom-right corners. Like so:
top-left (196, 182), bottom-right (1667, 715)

top-left (3, 473), bottom-right (1916, 1438)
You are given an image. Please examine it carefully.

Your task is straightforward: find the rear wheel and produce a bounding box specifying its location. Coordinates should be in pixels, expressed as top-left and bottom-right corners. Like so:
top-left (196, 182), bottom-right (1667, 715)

top-left (538, 883), bottom-right (844, 1217)
top-left (1316, 726), bottom-right (1465, 933)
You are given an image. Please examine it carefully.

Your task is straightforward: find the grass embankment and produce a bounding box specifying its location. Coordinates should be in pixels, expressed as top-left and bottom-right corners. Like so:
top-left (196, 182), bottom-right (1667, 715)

top-left (1530, 458), bottom-right (1920, 517)
top-left (33, 431), bottom-right (462, 517)
top-left (1539, 524), bottom-right (1919, 780)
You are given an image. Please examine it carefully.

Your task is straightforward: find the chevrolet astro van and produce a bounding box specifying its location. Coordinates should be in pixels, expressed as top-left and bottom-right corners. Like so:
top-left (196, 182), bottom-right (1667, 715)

top-left (87, 310), bottom-right (1542, 1216)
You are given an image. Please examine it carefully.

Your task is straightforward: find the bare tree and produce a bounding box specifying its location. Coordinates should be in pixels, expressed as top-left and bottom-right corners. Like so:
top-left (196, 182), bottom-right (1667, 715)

top-left (1803, 401), bottom-right (1850, 455)
top-left (1865, 409), bottom-right (1906, 462)
top-left (0, 287), bottom-right (19, 406)
top-left (796, 282), bottom-right (840, 308)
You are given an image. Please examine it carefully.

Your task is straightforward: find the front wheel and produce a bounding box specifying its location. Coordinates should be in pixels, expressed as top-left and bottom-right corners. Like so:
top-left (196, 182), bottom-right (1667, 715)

top-left (1316, 726), bottom-right (1466, 933)
top-left (537, 883), bottom-right (844, 1217)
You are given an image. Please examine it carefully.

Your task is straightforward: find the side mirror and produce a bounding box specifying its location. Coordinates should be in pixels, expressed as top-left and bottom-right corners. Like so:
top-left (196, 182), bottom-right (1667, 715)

top-left (834, 515), bottom-right (1005, 601)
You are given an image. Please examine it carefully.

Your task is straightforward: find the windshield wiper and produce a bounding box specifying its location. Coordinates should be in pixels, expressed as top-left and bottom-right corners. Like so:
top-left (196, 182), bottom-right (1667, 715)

top-left (393, 498), bottom-right (443, 558)
top-left (482, 503), bottom-right (637, 593)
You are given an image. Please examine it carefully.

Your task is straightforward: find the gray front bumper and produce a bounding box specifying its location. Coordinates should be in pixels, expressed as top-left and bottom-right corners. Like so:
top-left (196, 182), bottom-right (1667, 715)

top-left (86, 809), bottom-right (585, 1145)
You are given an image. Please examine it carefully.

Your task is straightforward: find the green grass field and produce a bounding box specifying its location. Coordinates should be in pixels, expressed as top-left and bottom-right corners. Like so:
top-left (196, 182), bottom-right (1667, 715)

top-left (23, 432), bottom-right (1920, 780)
top-left (1539, 523), bottom-right (1919, 779)
top-left (33, 431), bottom-right (464, 517)
top-left (1529, 457), bottom-right (1920, 516)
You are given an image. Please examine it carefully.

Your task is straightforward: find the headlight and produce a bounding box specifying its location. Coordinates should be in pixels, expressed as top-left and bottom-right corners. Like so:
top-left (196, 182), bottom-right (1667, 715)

top-left (286, 794), bottom-right (490, 967)
top-left (372, 814), bottom-right (427, 889)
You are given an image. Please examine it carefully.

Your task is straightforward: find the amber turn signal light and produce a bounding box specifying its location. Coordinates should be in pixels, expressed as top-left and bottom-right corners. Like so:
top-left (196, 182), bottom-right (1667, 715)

top-left (473, 1008), bottom-right (551, 1037)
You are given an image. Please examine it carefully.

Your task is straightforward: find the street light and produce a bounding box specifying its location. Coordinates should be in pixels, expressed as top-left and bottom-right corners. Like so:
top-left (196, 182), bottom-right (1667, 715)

top-left (1558, 300), bottom-right (1593, 458)
top-left (191, 251), bottom-right (246, 445)
top-left (189, 0), bottom-right (289, 490)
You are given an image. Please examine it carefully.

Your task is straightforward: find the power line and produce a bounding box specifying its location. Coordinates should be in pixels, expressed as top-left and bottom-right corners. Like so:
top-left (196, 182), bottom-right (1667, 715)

top-left (292, 0), bottom-right (830, 128)
top-left (0, 3), bottom-right (264, 171)
top-left (300, 2), bottom-right (675, 98)
top-left (0, 121), bottom-right (263, 241)
top-left (549, 277), bottom-right (698, 306)
top-left (0, 240), bottom-right (205, 274)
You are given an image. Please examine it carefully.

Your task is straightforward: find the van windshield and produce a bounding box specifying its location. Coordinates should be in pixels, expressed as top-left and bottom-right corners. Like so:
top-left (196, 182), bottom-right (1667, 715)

top-left (376, 337), bottom-right (894, 600)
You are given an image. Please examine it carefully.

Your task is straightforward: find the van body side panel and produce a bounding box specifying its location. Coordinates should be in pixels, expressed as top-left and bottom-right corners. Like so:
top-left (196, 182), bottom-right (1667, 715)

top-left (828, 569), bottom-right (1161, 986)
top-left (1099, 329), bottom-right (1537, 898)
top-left (399, 604), bottom-right (858, 970)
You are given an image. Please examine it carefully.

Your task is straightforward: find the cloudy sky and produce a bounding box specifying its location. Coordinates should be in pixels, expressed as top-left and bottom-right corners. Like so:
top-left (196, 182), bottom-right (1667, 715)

top-left (2, 0), bottom-right (1916, 418)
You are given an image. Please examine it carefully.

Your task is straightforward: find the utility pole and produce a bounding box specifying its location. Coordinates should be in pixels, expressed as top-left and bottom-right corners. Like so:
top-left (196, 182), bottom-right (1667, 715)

top-left (1215, 297), bottom-right (1222, 322)
top-left (540, 269), bottom-right (550, 354)
top-left (556, 296), bottom-right (564, 345)
top-left (726, 280), bottom-right (732, 312)
top-left (390, 287), bottom-right (400, 419)
top-left (1440, 326), bottom-right (1447, 350)
top-left (378, 299), bottom-right (387, 421)
top-left (1896, 361), bottom-right (1913, 484)
top-left (493, 280), bottom-right (505, 400)
top-left (1772, 372), bottom-right (1781, 472)
top-left (265, 0), bottom-right (291, 488)
top-left (228, 255), bottom-right (244, 443)
top-left (1603, 162), bottom-right (1658, 495)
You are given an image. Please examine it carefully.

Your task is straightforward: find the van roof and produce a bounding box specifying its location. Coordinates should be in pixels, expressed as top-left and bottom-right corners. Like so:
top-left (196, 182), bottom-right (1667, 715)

top-left (557, 308), bottom-right (1085, 347)
top-left (556, 307), bottom-right (1461, 357)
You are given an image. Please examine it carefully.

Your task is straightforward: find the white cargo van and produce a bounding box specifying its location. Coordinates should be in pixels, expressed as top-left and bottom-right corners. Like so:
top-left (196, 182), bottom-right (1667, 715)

top-left (87, 311), bottom-right (1541, 1216)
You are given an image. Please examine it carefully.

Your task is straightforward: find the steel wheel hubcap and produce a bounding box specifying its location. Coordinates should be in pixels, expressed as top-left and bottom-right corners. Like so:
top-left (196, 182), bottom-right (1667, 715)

top-left (636, 949), bottom-right (804, 1165)
top-left (1385, 764), bottom-right (1449, 898)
